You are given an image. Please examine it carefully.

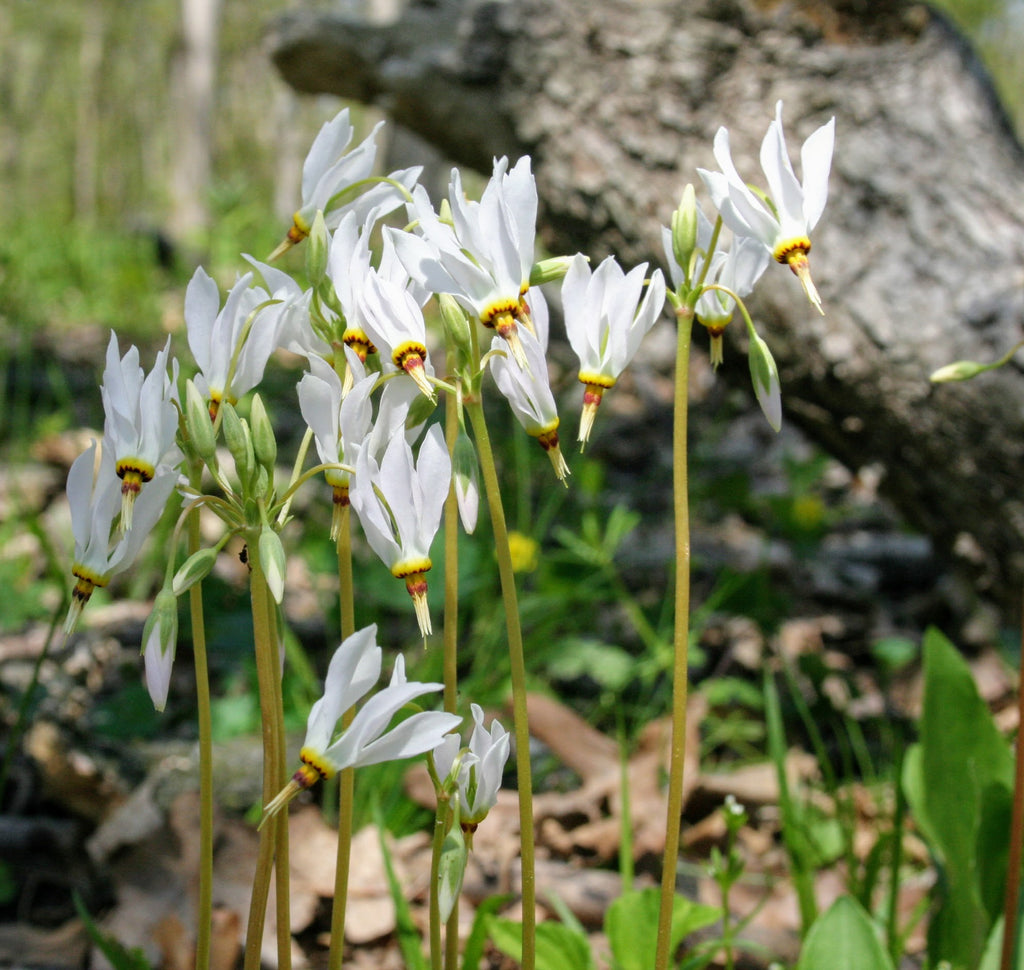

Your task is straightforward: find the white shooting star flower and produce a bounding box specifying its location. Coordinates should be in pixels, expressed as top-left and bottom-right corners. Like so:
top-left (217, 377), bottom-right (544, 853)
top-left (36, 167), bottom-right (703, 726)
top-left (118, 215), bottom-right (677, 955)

top-left (349, 425), bottom-right (451, 636)
top-left (100, 332), bottom-right (181, 529)
top-left (64, 441), bottom-right (178, 635)
top-left (698, 101), bottom-right (835, 312)
top-left (262, 625), bottom-right (461, 821)
top-left (269, 109), bottom-right (421, 259)
top-left (433, 703), bottom-right (511, 835)
top-left (184, 267), bottom-right (284, 417)
top-left (562, 254), bottom-right (666, 447)
top-left (488, 326), bottom-right (570, 484)
top-left (389, 156), bottom-right (539, 366)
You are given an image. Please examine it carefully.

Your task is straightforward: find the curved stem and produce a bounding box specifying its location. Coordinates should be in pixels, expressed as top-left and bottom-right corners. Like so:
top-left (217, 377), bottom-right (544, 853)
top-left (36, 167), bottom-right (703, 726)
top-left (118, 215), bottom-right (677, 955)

top-left (654, 305), bottom-right (694, 970)
top-left (328, 509), bottom-right (357, 970)
top-left (466, 399), bottom-right (536, 970)
top-left (188, 510), bottom-right (215, 970)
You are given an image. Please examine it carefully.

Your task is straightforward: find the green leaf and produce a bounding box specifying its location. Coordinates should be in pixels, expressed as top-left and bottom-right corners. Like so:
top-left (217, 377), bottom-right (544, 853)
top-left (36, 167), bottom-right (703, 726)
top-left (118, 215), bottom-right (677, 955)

top-left (902, 627), bottom-right (1013, 970)
top-left (605, 887), bottom-right (719, 970)
top-left (797, 896), bottom-right (894, 970)
top-left (488, 917), bottom-right (595, 970)
top-left (462, 895), bottom-right (513, 970)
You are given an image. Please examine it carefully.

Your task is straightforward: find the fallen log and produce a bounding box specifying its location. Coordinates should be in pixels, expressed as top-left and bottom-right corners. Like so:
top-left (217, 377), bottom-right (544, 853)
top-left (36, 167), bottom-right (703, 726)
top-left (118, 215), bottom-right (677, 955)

top-left (267, 0), bottom-right (1024, 607)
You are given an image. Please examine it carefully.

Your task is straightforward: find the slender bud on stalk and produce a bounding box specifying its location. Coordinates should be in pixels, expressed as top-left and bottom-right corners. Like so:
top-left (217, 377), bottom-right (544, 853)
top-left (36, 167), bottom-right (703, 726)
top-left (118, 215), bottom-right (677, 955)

top-left (306, 209), bottom-right (329, 285)
top-left (184, 379), bottom-right (217, 464)
top-left (438, 294), bottom-right (473, 371)
top-left (671, 184), bottom-right (698, 280)
top-left (748, 331), bottom-right (782, 432)
top-left (258, 527), bottom-right (287, 604)
top-left (930, 360), bottom-right (989, 383)
top-left (529, 255), bottom-right (576, 287)
top-left (452, 432), bottom-right (480, 534)
top-left (142, 589), bottom-right (179, 711)
top-left (221, 403), bottom-right (255, 485)
top-left (437, 805), bottom-right (469, 923)
top-left (172, 547), bottom-right (219, 596)
top-left (249, 393), bottom-right (277, 473)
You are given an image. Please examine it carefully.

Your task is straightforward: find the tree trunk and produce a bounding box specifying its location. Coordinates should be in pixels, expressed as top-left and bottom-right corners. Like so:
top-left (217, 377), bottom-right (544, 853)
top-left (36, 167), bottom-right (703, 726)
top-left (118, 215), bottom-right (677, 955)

top-left (169, 0), bottom-right (223, 239)
top-left (266, 0), bottom-right (1024, 607)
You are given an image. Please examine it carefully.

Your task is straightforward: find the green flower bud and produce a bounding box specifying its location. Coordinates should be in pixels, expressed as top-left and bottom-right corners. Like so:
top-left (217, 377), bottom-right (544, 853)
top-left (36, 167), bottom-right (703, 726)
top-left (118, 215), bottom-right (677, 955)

top-left (221, 403), bottom-right (255, 485)
top-left (407, 390), bottom-right (438, 430)
top-left (249, 393), bottom-right (277, 472)
top-left (306, 209), bottom-right (329, 285)
top-left (172, 547), bottom-right (219, 595)
top-left (929, 360), bottom-right (989, 383)
top-left (258, 527), bottom-right (287, 604)
top-left (142, 588), bottom-right (179, 712)
top-left (529, 255), bottom-right (576, 287)
top-left (438, 294), bottom-right (473, 371)
top-left (748, 331), bottom-right (782, 432)
top-left (671, 184), bottom-right (698, 281)
top-left (452, 432), bottom-right (479, 534)
top-left (184, 379), bottom-right (217, 464)
top-left (437, 810), bottom-right (468, 924)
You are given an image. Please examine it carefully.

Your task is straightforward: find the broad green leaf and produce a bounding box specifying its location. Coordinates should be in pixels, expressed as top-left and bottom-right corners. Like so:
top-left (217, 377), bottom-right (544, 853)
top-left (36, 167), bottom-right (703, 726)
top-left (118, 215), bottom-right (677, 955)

top-left (905, 628), bottom-right (1013, 970)
top-left (797, 896), bottom-right (894, 970)
top-left (488, 917), bottom-right (595, 970)
top-left (605, 887), bottom-right (719, 970)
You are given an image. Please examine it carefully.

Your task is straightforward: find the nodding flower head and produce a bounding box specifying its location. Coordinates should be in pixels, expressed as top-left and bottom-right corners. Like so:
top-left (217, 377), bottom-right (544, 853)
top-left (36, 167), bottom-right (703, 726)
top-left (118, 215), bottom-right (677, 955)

top-left (698, 101), bottom-right (834, 313)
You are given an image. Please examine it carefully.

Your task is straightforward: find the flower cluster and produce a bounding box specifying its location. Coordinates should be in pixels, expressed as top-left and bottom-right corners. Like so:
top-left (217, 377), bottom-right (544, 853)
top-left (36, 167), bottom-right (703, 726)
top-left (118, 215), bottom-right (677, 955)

top-left (63, 101), bottom-right (833, 822)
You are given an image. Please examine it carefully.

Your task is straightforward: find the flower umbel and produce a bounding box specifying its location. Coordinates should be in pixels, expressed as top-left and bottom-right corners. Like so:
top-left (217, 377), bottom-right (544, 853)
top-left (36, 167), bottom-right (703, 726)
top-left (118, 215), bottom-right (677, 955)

top-left (262, 625), bottom-right (461, 821)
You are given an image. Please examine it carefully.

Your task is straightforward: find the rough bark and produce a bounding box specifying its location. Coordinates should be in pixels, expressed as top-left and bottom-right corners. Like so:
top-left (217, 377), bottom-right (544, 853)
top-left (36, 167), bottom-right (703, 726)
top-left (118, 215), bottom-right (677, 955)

top-left (267, 0), bottom-right (1024, 606)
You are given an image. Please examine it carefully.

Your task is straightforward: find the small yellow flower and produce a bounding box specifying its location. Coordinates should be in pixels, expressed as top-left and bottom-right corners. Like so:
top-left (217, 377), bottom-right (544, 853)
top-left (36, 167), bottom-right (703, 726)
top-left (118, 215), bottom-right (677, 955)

top-left (507, 531), bottom-right (539, 573)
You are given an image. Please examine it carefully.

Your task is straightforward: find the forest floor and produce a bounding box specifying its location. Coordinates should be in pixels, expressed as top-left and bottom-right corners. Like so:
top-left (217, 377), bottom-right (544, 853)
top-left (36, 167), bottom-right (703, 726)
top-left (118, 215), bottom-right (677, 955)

top-left (0, 332), bottom-right (1016, 970)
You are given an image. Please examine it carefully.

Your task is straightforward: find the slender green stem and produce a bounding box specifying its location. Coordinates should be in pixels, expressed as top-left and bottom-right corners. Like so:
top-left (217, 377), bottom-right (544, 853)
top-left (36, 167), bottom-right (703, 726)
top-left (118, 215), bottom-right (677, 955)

top-left (328, 508), bottom-right (357, 970)
top-left (466, 399), bottom-right (536, 970)
top-left (262, 585), bottom-right (292, 970)
top-left (429, 804), bottom-right (447, 970)
top-left (654, 305), bottom-right (694, 970)
top-left (442, 384), bottom-right (462, 970)
top-left (443, 385), bottom-right (460, 716)
top-left (1001, 580), bottom-right (1024, 970)
top-left (188, 511), bottom-right (215, 970)
top-left (243, 543), bottom-right (289, 970)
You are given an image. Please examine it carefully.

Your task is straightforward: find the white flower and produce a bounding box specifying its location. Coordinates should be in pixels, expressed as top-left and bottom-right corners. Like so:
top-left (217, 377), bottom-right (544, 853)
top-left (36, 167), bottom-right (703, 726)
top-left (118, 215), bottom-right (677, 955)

top-left (297, 362), bottom-right (376, 539)
top-left (349, 425), bottom-right (451, 636)
top-left (488, 327), bottom-right (569, 483)
top-left (100, 332), bottom-right (181, 528)
top-left (433, 703), bottom-right (510, 829)
top-left (184, 268), bottom-right (284, 415)
top-left (562, 254), bottom-right (666, 446)
top-left (698, 101), bottom-right (834, 312)
top-left (263, 625), bottom-right (461, 820)
top-left (270, 109), bottom-right (421, 258)
top-left (389, 157), bottom-right (538, 365)
top-left (64, 441), bottom-right (178, 635)
top-left (243, 254), bottom-right (317, 359)
top-left (358, 266), bottom-right (437, 400)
